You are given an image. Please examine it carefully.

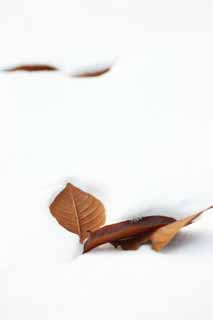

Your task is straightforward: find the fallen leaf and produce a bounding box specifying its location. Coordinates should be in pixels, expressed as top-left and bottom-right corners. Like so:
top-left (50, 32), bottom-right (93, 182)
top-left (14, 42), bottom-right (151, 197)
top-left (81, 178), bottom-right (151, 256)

top-left (83, 216), bottom-right (176, 253)
top-left (4, 64), bottom-right (58, 72)
top-left (49, 183), bottom-right (105, 243)
top-left (111, 230), bottom-right (154, 250)
top-left (150, 206), bottom-right (213, 251)
top-left (72, 67), bottom-right (111, 78)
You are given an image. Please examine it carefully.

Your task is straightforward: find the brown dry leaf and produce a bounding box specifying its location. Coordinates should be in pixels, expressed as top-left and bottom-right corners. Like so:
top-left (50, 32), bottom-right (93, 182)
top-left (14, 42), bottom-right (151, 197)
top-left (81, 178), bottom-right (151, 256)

top-left (111, 231), bottom-right (154, 250)
top-left (72, 67), bottom-right (111, 78)
top-left (83, 216), bottom-right (176, 253)
top-left (111, 230), bottom-right (154, 250)
top-left (111, 216), bottom-right (176, 250)
top-left (49, 183), bottom-right (106, 243)
top-left (4, 64), bottom-right (58, 72)
top-left (150, 206), bottom-right (213, 251)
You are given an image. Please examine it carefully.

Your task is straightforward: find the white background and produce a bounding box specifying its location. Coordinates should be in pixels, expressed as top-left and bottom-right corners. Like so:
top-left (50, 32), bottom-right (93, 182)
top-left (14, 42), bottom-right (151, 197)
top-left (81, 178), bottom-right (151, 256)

top-left (1, 1), bottom-right (213, 319)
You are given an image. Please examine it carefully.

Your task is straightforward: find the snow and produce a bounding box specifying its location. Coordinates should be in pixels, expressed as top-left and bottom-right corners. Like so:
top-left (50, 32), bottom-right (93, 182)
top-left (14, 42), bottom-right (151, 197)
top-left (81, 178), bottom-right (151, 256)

top-left (2, 1), bottom-right (213, 319)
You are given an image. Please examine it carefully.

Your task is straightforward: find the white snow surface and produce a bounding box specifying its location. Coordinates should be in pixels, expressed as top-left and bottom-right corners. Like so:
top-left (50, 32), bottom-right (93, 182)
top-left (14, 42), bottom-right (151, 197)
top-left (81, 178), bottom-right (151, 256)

top-left (1, 1), bottom-right (213, 319)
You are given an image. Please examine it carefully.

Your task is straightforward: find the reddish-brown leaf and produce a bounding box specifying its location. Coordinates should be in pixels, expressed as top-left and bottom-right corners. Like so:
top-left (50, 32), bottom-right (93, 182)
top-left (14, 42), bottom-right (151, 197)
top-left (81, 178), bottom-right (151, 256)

top-left (111, 230), bottom-right (154, 250)
top-left (50, 183), bottom-right (106, 243)
top-left (4, 64), bottom-right (58, 72)
top-left (83, 216), bottom-right (176, 253)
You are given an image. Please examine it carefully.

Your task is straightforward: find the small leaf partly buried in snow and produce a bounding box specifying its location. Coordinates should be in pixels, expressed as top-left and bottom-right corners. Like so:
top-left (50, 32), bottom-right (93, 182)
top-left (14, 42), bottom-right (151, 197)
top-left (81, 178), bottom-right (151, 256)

top-left (150, 206), bottom-right (213, 251)
top-left (72, 67), bottom-right (111, 78)
top-left (4, 64), bottom-right (58, 72)
top-left (50, 183), bottom-right (105, 243)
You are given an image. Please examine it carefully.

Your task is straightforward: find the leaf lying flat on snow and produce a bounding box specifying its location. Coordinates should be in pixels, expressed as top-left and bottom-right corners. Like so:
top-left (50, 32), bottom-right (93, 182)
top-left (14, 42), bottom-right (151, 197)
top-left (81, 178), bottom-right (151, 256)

top-left (150, 206), bottom-right (213, 251)
top-left (49, 183), bottom-right (105, 243)
top-left (83, 216), bottom-right (176, 253)
top-left (4, 64), bottom-right (58, 72)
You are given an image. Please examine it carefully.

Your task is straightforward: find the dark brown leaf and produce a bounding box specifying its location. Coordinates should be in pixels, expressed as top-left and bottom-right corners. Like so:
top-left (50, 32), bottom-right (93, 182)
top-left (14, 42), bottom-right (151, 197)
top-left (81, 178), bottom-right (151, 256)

top-left (50, 183), bottom-right (106, 243)
top-left (4, 64), bottom-right (58, 72)
top-left (83, 216), bottom-right (176, 253)
top-left (111, 230), bottom-right (154, 250)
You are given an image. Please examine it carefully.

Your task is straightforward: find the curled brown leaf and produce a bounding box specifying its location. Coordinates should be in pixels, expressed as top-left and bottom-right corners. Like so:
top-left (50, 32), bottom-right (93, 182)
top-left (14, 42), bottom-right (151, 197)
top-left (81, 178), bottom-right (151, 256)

top-left (83, 216), bottom-right (176, 253)
top-left (111, 230), bottom-right (154, 250)
top-left (72, 67), bottom-right (111, 78)
top-left (150, 206), bottom-right (213, 251)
